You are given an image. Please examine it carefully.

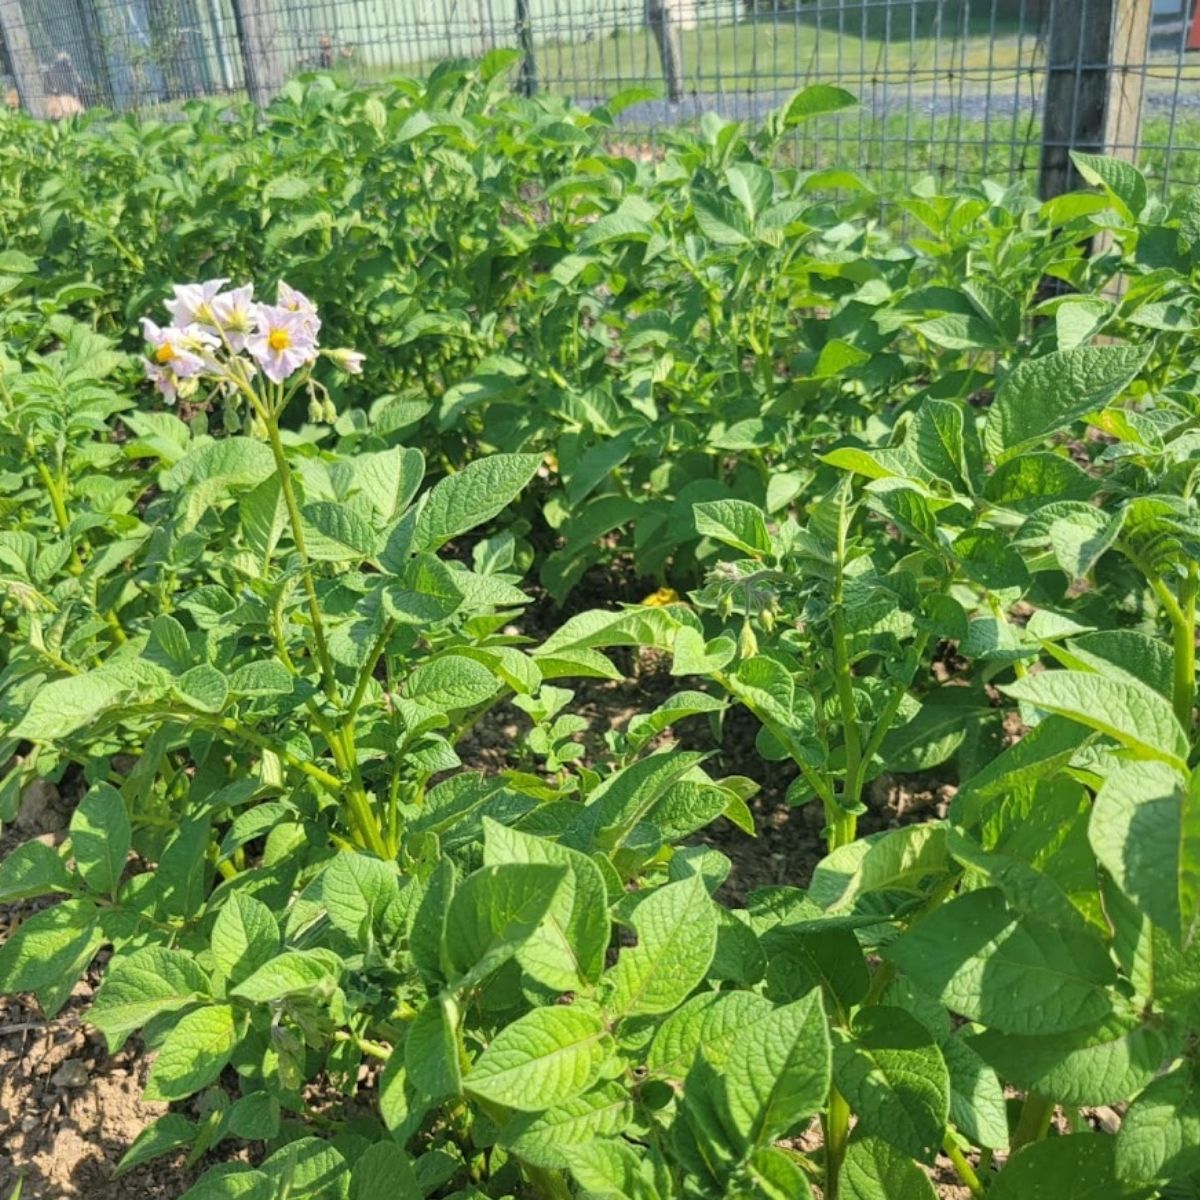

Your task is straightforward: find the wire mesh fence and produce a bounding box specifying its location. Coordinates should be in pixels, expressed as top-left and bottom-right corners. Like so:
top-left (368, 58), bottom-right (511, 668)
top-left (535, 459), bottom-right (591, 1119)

top-left (1, 0), bottom-right (1198, 192)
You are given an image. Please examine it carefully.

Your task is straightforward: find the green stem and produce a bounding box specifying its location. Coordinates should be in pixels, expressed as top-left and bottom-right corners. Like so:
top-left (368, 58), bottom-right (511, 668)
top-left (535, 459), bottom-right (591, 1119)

top-left (347, 620), bottom-right (395, 722)
top-left (1010, 1092), bottom-right (1055, 1151)
top-left (824, 1087), bottom-right (852, 1199)
top-left (262, 412), bottom-right (339, 705)
top-left (33, 457), bottom-right (84, 575)
top-left (943, 1134), bottom-right (985, 1199)
top-left (829, 494), bottom-right (861, 851)
top-left (1171, 563), bottom-right (1197, 732)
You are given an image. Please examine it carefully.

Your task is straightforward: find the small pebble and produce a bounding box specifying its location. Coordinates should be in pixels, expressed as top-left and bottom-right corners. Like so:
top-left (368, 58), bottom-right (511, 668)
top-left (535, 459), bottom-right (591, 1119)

top-left (51, 1059), bottom-right (89, 1089)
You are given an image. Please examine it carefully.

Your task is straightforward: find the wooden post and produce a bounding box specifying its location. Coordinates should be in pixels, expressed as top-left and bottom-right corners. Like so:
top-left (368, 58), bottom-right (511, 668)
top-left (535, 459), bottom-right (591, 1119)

top-left (646, 0), bottom-right (683, 104)
top-left (229, 0), bottom-right (285, 107)
top-left (0, 0), bottom-right (47, 118)
top-left (515, 0), bottom-right (536, 97)
top-left (1103, 0), bottom-right (1151, 164)
top-left (1039, 0), bottom-right (1116, 199)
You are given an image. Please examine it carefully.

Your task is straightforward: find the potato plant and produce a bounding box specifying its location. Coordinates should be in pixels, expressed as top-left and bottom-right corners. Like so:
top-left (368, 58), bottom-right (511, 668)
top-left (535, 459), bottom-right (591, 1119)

top-left (0, 74), bottom-right (1198, 1200)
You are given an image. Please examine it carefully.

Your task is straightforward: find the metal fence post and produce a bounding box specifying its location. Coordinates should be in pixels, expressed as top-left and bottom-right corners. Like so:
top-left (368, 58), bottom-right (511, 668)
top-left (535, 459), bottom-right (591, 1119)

top-left (646, 0), bottom-right (683, 104)
top-left (0, 0), bottom-right (48, 117)
top-left (229, 0), bottom-right (285, 106)
top-left (515, 0), bottom-right (536, 97)
top-left (1039, 0), bottom-right (1116, 199)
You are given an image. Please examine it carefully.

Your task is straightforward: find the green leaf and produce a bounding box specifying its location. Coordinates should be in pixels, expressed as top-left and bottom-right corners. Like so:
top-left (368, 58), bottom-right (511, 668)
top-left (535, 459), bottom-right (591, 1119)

top-left (1071, 151), bottom-right (1148, 222)
top-left (983, 344), bottom-right (1148, 463)
top-left (990, 1133), bottom-right (1149, 1200)
top-left (260, 1137), bottom-right (349, 1199)
top-left (0, 838), bottom-right (74, 903)
top-left (1116, 1061), bottom-right (1200, 1184)
top-left (210, 893), bottom-right (280, 989)
top-left (403, 653), bottom-right (501, 710)
top-left (10, 660), bottom-right (169, 742)
top-left (482, 818), bottom-right (609, 989)
top-left (349, 1141), bottom-right (421, 1200)
top-left (1002, 670), bottom-right (1189, 771)
top-left (722, 991), bottom-right (830, 1147)
top-left (563, 749), bottom-right (708, 855)
top-left (737, 1146), bottom-right (813, 1199)
top-left (178, 1166), bottom-right (273, 1200)
top-left (412, 453), bottom-right (541, 551)
top-left (693, 499), bottom-right (772, 557)
top-left (176, 664), bottom-right (229, 714)
top-left (405, 992), bottom-right (462, 1102)
top-left (0, 898), bottom-right (102, 1016)
top-left (69, 782), bottom-right (129, 896)
top-left (971, 1009), bottom-right (1173, 1106)
top-left (91, 945), bottom-right (212, 1052)
top-left (382, 554), bottom-right (463, 624)
top-left (834, 1007), bottom-right (948, 1162)
top-left (1089, 760), bottom-right (1200, 946)
top-left (466, 1003), bottom-right (612, 1111)
top-left (114, 1113), bottom-right (197, 1177)
top-left (808, 826), bottom-right (950, 915)
top-left (840, 1135), bottom-right (938, 1200)
top-left (320, 852), bottom-right (400, 944)
top-left (606, 874), bottom-right (718, 1017)
top-left (227, 1092), bottom-right (281, 1140)
top-left (144, 1003), bottom-right (240, 1101)
top-left (443, 862), bottom-right (567, 990)
top-left (301, 502), bottom-right (381, 561)
top-left (227, 659), bottom-right (293, 697)
top-left (941, 1034), bottom-right (1008, 1151)
top-left (782, 84), bottom-right (857, 123)
top-left (647, 991), bottom-right (774, 1081)
top-left (692, 196), bottom-right (751, 246)
top-left (502, 1082), bottom-right (634, 1168)
top-left (884, 888), bottom-right (1116, 1035)
top-left (230, 950), bottom-right (341, 1002)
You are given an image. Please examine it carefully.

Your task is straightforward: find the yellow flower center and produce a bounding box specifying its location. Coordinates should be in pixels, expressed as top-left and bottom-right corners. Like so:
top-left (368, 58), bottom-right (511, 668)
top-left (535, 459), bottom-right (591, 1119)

top-left (641, 587), bottom-right (680, 608)
top-left (268, 328), bottom-right (292, 352)
top-left (154, 343), bottom-right (175, 364)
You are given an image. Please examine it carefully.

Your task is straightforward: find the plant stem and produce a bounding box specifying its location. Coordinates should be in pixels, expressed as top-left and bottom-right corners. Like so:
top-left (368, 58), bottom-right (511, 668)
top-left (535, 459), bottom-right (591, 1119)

top-left (829, 489), bottom-right (861, 851)
top-left (824, 1087), bottom-right (851, 1199)
top-left (943, 1134), bottom-right (985, 1199)
top-left (1011, 1092), bottom-right (1055, 1151)
top-left (1172, 563), bottom-right (1197, 732)
top-left (262, 414), bottom-right (338, 705)
top-left (33, 456), bottom-right (83, 575)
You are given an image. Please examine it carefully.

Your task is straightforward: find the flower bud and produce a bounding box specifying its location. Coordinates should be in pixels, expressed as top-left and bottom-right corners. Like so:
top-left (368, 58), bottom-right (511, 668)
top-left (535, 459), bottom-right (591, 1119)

top-left (738, 620), bottom-right (758, 659)
top-left (322, 397), bottom-right (338, 423)
top-left (327, 347), bottom-right (365, 374)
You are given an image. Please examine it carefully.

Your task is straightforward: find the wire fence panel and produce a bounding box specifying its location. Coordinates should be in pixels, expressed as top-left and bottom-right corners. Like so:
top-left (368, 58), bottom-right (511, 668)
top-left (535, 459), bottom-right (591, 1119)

top-left (1, 0), bottom-right (1198, 192)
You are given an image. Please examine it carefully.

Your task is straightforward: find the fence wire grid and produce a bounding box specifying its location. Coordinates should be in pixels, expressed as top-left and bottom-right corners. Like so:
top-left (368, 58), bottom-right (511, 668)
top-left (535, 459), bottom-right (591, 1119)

top-left (1, 0), bottom-right (1199, 192)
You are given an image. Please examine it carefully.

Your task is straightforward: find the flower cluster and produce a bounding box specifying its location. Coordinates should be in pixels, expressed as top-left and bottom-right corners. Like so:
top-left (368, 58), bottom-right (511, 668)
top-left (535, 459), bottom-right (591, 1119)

top-left (141, 278), bottom-right (363, 412)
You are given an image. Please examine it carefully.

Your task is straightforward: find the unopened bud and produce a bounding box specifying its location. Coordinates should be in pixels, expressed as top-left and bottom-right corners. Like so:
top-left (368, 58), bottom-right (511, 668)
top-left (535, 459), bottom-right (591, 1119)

top-left (327, 347), bottom-right (365, 374)
top-left (322, 397), bottom-right (338, 423)
top-left (738, 620), bottom-right (758, 659)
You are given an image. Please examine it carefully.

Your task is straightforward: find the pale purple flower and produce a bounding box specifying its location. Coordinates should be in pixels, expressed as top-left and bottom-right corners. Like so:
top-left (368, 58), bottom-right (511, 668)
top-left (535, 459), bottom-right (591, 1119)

top-left (164, 278), bottom-right (230, 329)
top-left (247, 305), bottom-right (318, 384)
top-left (276, 281), bottom-right (320, 334)
top-left (327, 347), bottom-right (365, 374)
top-left (143, 359), bottom-right (177, 404)
top-left (140, 318), bottom-right (214, 380)
top-left (210, 283), bottom-right (256, 350)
